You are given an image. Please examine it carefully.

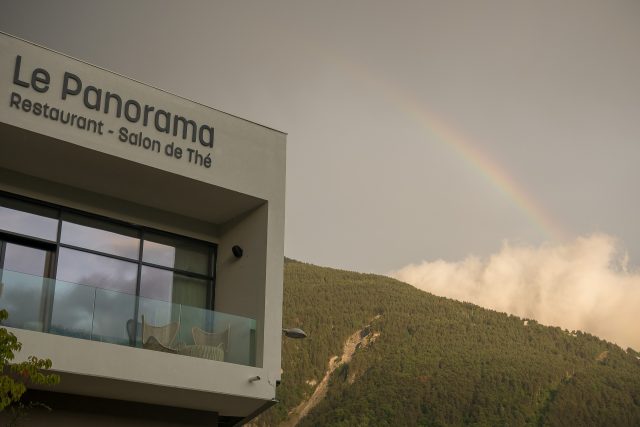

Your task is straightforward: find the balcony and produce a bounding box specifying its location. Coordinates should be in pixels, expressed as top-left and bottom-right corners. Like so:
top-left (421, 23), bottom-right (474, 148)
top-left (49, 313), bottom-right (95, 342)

top-left (0, 268), bottom-right (257, 367)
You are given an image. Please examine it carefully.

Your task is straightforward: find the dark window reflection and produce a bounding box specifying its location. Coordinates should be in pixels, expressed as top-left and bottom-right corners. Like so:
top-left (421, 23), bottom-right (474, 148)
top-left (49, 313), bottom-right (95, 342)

top-left (0, 195), bottom-right (220, 353)
top-left (143, 232), bottom-right (210, 275)
top-left (3, 243), bottom-right (50, 276)
top-left (56, 248), bottom-right (137, 294)
top-left (0, 197), bottom-right (58, 241)
top-left (50, 280), bottom-right (94, 339)
top-left (0, 243), bottom-right (53, 332)
top-left (0, 270), bottom-right (49, 332)
top-left (92, 289), bottom-right (136, 345)
top-left (60, 213), bottom-right (140, 259)
top-left (140, 266), bottom-right (208, 308)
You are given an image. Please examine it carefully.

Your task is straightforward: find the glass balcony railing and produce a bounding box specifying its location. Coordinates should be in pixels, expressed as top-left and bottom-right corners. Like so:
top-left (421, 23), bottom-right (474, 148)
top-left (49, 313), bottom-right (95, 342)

top-left (0, 269), bottom-right (257, 367)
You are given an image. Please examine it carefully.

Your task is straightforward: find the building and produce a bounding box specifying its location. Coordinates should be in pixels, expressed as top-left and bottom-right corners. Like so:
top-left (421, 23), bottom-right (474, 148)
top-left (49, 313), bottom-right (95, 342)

top-left (0, 32), bottom-right (286, 426)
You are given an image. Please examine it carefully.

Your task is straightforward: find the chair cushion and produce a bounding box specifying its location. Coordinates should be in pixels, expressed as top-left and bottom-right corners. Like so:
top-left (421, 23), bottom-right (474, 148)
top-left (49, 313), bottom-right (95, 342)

top-left (177, 343), bottom-right (224, 361)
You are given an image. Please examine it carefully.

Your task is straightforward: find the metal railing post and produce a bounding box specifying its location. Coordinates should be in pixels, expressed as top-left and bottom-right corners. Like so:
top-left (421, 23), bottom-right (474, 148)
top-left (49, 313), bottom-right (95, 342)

top-left (90, 287), bottom-right (97, 341)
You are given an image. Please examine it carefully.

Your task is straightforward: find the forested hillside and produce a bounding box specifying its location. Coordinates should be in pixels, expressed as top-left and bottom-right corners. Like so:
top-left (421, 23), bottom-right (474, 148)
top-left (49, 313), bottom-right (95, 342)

top-left (253, 259), bottom-right (640, 426)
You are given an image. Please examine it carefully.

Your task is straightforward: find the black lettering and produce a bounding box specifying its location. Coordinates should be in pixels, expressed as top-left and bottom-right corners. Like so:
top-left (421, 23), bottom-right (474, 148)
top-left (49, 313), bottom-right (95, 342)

top-left (155, 110), bottom-right (171, 133)
top-left (77, 116), bottom-right (87, 129)
top-left (173, 115), bottom-right (197, 142)
top-left (62, 72), bottom-right (82, 100)
top-left (43, 104), bottom-right (50, 118)
top-left (187, 148), bottom-right (205, 165)
top-left (118, 127), bottom-right (128, 142)
top-left (33, 102), bottom-right (42, 116)
top-left (128, 132), bottom-right (141, 145)
top-left (31, 68), bottom-right (50, 93)
top-left (194, 150), bottom-right (204, 165)
top-left (84, 86), bottom-right (102, 111)
top-left (97, 121), bottom-right (104, 135)
top-left (104, 92), bottom-right (122, 117)
top-left (124, 100), bottom-right (141, 122)
top-left (12, 56), bottom-right (29, 88)
top-left (199, 125), bottom-right (214, 148)
top-left (165, 142), bottom-right (183, 158)
top-left (9, 92), bottom-right (21, 108)
top-left (21, 99), bottom-right (31, 113)
top-left (49, 108), bottom-right (60, 121)
top-left (143, 104), bottom-right (155, 126)
top-left (70, 114), bottom-right (77, 126)
top-left (86, 119), bottom-right (97, 133)
top-left (60, 111), bottom-right (71, 124)
top-left (165, 141), bottom-right (174, 156)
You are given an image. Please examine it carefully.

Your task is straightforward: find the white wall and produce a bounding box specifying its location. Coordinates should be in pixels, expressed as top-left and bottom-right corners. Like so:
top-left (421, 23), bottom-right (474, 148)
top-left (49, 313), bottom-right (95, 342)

top-left (0, 32), bottom-right (286, 416)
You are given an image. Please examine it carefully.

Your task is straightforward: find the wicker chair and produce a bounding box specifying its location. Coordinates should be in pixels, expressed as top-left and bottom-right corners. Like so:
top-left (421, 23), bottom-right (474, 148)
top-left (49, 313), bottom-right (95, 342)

top-left (192, 324), bottom-right (230, 359)
top-left (141, 315), bottom-right (179, 354)
top-left (126, 319), bottom-right (140, 346)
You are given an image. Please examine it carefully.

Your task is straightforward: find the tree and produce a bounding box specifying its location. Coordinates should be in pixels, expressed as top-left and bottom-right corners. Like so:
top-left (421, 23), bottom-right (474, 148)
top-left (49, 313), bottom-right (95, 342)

top-left (0, 309), bottom-right (60, 420)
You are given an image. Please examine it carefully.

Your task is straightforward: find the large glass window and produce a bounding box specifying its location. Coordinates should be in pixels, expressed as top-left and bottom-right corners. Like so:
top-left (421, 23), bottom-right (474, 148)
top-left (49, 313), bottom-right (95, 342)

top-left (0, 194), bottom-right (216, 311)
top-left (0, 195), bottom-right (263, 366)
top-left (142, 232), bottom-right (210, 275)
top-left (140, 266), bottom-right (208, 309)
top-left (3, 243), bottom-right (52, 277)
top-left (0, 195), bottom-right (58, 241)
top-left (0, 242), bottom-right (54, 332)
top-left (56, 248), bottom-right (138, 294)
top-left (60, 213), bottom-right (140, 259)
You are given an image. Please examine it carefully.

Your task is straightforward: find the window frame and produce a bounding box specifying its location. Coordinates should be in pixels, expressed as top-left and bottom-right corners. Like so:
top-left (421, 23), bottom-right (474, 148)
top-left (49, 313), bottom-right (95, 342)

top-left (0, 191), bottom-right (218, 310)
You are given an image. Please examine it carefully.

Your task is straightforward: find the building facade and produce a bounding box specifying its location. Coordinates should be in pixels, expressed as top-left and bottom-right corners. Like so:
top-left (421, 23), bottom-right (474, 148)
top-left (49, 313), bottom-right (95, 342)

top-left (0, 32), bottom-right (286, 426)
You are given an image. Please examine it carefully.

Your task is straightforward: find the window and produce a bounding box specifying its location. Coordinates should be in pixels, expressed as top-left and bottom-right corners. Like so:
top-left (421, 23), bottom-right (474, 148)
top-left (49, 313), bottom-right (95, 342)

top-left (143, 232), bottom-right (210, 275)
top-left (0, 195), bottom-right (58, 241)
top-left (0, 193), bottom-right (217, 313)
top-left (60, 213), bottom-right (140, 259)
top-left (0, 193), bottom-right (256, 367)
top-left (0, 242), bottom-right (54, 332)
top-left (56, 248), bottom-right (139, 294)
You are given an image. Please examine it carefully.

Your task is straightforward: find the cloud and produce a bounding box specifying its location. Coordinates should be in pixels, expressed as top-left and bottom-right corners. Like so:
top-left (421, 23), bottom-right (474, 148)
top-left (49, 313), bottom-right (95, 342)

top-left (390, 234), bottom-right (640, 351)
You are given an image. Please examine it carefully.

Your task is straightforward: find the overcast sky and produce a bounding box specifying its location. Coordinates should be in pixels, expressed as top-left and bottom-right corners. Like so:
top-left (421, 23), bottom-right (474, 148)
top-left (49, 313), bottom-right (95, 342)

top-left (2, 1), bottom-right (639, 274)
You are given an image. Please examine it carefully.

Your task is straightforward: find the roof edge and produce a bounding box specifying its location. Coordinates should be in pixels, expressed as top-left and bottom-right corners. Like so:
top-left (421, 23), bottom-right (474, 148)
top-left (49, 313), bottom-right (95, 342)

top-left (0, 30), bottom-right (288, 136)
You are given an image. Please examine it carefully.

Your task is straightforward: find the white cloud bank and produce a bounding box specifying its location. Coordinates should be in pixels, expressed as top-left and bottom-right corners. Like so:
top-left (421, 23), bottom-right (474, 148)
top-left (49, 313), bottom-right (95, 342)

top-left (391, 234), bottom-right (640, 351)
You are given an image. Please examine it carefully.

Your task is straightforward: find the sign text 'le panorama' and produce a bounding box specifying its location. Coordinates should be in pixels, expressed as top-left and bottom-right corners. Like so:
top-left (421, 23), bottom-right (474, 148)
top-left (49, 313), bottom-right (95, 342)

top-left (8, 55), bottom-right (214, 168)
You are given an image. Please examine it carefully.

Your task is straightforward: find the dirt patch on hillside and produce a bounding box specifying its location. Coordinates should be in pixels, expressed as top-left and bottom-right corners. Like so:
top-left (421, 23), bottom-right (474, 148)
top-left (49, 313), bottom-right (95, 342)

top-left (280, 317), bottom-right (381, 427)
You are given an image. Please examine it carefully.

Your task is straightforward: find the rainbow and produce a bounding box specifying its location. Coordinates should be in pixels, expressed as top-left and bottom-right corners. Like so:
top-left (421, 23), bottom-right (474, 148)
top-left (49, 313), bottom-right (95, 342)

top-left (410, 107), bottom-right (566, 241)
top-left (335, 58), bottom-right (566, 241)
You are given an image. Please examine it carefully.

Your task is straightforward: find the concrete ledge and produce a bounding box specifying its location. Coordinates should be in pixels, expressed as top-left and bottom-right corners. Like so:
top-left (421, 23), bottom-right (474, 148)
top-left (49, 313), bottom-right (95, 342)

top-left (10, 328), bottom-right (274, 416)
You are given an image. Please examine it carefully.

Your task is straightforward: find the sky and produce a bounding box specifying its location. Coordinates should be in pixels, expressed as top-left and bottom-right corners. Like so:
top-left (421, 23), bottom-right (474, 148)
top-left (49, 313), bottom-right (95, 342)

top-left (3, 1), bottom-right (639, 349)
top-left (1, 1), bottom-right (638, 280)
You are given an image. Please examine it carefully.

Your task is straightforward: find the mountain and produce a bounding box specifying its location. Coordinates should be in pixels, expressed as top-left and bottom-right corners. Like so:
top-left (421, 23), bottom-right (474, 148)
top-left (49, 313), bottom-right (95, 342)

top-left (253, 259), bottom-right (640, 426)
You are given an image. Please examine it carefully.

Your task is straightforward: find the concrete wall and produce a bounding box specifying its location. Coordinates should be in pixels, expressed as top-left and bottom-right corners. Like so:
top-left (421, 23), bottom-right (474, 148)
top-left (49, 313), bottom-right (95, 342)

top-left (216, 204), bottom-right (268, 367)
